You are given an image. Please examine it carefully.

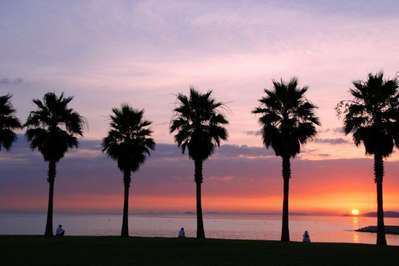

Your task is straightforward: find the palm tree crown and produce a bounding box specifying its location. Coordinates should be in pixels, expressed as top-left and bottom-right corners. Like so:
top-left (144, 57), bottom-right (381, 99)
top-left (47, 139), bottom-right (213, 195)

top-left (170, 88), bottom-right (228, 161)
top-left (0, 94), bottom-right (21, 151)
top-left (337, 72), bottom-right (399, 157)
top-left (253, 78), bottom-right (320, 157)
top-left (25, 92), bottom-right (84, 162)
top-left (102, 105), bottom-right (155, 173)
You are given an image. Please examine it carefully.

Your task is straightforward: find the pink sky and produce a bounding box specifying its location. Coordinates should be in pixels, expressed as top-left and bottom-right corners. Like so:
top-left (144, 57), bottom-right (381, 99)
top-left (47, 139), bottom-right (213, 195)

top-left (1, 1), bottom-right (399, 214)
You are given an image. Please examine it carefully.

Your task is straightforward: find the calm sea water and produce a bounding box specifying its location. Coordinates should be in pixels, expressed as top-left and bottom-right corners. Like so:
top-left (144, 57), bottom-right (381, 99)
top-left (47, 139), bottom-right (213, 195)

top-left (1, 213), bottom-right (398, 245)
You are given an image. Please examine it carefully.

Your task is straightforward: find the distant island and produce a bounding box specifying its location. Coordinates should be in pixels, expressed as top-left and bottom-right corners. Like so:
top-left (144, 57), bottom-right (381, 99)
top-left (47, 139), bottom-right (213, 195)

top-left (356, 226), bottom-right (399, 235)
top-left (361, 211), bottom-right (399, 218)
top-left (343, 211), bottom-right (399, 218)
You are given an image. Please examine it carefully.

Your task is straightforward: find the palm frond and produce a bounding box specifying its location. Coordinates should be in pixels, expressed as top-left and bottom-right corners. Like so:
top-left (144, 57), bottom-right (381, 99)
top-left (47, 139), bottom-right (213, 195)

top-left (25, 92), bottom-right (84, 162)
top-left (338, 72), bottom-right (399, 157)
top-left (170, 88), bottom-right (228, 161)
top-left (102, 105), bottom-right (155, 173)
top-left (253, 78), bottom-right (319, 158)
top-left (0, 94), bottom-right (21, 151)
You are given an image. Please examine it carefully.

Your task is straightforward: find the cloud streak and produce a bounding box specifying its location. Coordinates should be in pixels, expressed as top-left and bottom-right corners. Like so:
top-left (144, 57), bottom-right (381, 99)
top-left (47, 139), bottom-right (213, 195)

top-left (314, 138), bottom-right (350, 145)
top-left (0, 77), bottom-right (23, 85)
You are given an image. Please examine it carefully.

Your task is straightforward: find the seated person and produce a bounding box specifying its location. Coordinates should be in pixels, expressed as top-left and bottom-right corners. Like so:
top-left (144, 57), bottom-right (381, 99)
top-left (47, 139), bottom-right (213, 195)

top-left (178, 227), bottom-right (185, 238)
top-left (302, 230), bottom-right (311, 243)
top-left (55, 224), bottom-right (65, 236)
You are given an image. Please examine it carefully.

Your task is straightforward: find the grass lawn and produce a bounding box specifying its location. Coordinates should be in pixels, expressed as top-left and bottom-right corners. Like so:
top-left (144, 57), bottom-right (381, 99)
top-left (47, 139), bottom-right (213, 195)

top-left (1, 236), bottom-right (398, 266)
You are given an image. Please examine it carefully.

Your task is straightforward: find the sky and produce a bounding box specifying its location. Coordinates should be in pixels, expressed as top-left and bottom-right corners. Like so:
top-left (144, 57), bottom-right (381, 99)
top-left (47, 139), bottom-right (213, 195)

top-left (1, 0), bottom-right (399, 215)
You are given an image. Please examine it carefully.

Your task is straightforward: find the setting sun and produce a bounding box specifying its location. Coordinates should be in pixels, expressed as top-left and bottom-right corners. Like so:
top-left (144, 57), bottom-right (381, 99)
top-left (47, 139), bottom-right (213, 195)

top-left (351, 209), bottom-right (360, 216)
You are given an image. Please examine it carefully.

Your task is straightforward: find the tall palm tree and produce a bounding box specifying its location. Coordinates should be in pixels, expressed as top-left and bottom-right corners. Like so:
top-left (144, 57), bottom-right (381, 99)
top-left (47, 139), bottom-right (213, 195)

top-left (0, 94), bottom-right (21, 151)
top-left (25, 92), bottom-right (84, 237)
top-left (337, 72), bottom-right (399, 246)
top-left (253, 78), bottom-right (319, 242)
top-left (102, 105), bottom-right (155, 237)
top-left (170, 88), bottom-right (228, 239)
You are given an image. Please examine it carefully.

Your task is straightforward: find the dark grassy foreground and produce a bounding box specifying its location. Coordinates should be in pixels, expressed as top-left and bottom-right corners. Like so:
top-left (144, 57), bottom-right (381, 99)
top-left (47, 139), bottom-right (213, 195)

top-left (1, 236), bottom-right (398, 266)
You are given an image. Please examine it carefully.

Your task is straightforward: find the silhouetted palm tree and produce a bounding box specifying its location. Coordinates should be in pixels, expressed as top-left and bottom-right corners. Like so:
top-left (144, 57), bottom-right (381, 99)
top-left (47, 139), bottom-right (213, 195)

top-left (337, 72), bottom-right (399, 246)
top-left (170, 88), bottom-right (228, 239)
top-left (0, 94), bottom-right (21, 151)
top-left (253, 78), bottom-right (319, 242)
top-left (102, 105), bottom-right (155, 237)
top-left (25, 92), bottom-right (84, 237)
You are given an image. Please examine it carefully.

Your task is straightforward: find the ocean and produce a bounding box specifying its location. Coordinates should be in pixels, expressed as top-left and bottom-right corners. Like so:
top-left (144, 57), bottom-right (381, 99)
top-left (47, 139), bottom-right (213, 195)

top-left (1, 213), bottom-right (398, 245)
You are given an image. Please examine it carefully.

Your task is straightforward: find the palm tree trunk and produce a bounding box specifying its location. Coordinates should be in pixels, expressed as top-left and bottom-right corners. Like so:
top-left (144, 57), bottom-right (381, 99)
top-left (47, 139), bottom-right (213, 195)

top-left (374, 153), bottom-right (387, 246)
top-left (194, 159), bottom-right (205, 239)
top-left (44, 160), bottom-right (56, 237)
top-left (121, 170), bottom-right (131, 238)
top-left (281, 156), bottom-right (291, 242)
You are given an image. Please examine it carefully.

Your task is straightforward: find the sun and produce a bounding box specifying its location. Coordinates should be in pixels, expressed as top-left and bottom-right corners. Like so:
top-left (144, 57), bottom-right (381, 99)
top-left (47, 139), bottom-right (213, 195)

top-left (351, 209), bottom-right (360, 216)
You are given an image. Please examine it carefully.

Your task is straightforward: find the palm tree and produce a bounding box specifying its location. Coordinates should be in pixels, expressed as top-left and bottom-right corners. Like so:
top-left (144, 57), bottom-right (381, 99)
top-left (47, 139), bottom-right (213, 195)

top-left (25, 92), bottom-right (84, 237)
top-left (253, 78), bottom-right (319, 242)
top-left (337, 72), bottom-right (399, 246)
top-left (170, 88), bottom-right (228, 239)
top-left (102, 105), bottom-right (155, 237)
top-left (0, 94), bottom-right (21, 151)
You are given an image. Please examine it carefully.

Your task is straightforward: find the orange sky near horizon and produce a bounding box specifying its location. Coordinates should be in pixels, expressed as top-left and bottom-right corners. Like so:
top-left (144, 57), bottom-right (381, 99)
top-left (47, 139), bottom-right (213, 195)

top-left (3, 190), bottom-right (397, 216)
top-left (3, 164), bottom-right (398, 215)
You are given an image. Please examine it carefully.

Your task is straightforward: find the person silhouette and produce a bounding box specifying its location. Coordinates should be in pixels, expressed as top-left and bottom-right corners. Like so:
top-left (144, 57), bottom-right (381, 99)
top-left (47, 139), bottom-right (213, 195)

top-left (55, 224), bottom-right (65, 236)
top-left (178, 227), bottom-right (186, 238)
top-left (303, 230), bottom-right (311, 243)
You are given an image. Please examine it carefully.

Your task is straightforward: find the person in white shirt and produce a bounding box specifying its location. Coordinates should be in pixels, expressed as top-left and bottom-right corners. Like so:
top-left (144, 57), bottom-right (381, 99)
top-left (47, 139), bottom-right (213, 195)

top-left (55, 224), bottom-right (65, 236)
top-left (178, 227), bottom-right (185, 238)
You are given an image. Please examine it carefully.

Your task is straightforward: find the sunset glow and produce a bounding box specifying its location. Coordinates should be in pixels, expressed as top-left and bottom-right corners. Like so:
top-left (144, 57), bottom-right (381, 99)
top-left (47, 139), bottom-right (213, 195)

top-left (1, 1), bottom-right (399, 216)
